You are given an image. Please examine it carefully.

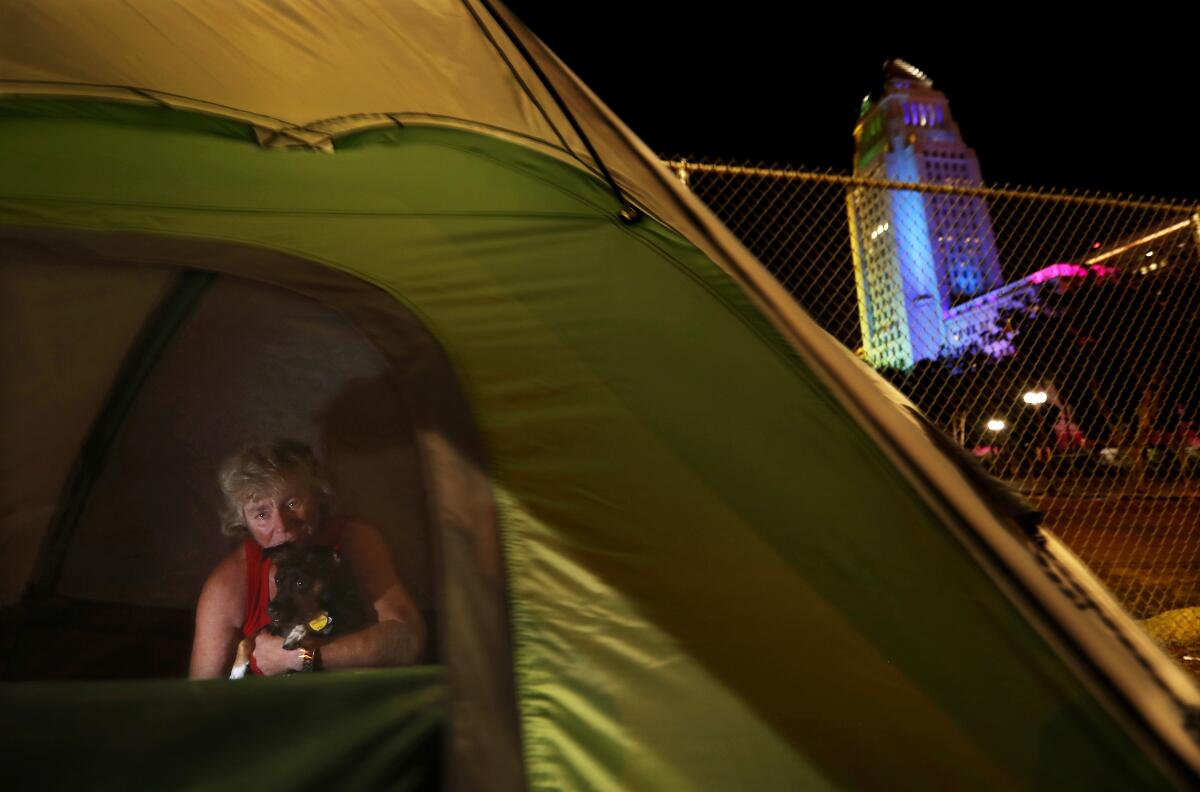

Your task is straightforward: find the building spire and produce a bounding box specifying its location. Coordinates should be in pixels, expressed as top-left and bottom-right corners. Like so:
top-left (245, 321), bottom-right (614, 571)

top-left (884, 58), bottom-right (932, 87)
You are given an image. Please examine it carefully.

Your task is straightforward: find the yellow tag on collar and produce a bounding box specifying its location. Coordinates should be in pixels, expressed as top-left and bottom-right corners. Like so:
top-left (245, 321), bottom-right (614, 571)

top-left (308, 613), bottom-right (331, 633)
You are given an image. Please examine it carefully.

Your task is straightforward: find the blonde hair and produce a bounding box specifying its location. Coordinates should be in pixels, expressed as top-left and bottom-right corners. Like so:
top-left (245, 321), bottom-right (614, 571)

top-left (217, 439), bottom-right (333, 538)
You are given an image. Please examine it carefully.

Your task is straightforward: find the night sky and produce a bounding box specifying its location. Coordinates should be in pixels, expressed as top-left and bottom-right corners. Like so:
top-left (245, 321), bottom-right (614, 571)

top-left (506, 6), bottom-right (1197, 200)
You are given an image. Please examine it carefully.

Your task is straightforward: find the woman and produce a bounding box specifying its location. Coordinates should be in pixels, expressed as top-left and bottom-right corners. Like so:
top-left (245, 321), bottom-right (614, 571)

top-left (189, 439), bottom-right (426, 678)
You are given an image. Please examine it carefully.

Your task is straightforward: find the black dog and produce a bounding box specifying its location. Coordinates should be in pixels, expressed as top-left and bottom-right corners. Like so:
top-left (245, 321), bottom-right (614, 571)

top-left (230, 543), bottom-right (365, 678)
top-left (268, 542), bottom-right (366, 652)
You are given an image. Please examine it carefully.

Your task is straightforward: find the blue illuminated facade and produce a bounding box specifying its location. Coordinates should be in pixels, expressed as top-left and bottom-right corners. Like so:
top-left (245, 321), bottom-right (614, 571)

top-left (849, 60), bottom-right (1006, 368)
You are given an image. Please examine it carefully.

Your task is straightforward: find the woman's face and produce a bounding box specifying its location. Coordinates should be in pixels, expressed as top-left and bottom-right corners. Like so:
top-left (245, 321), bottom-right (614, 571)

top-left (241, 472), bottom-right (320, 548)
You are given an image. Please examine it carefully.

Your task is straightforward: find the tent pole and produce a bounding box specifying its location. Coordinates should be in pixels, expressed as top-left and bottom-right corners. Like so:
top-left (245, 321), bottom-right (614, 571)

top-left (471, 0), bottom-right (641, 224)
top-left (24, 269), bottom-right (215, 602)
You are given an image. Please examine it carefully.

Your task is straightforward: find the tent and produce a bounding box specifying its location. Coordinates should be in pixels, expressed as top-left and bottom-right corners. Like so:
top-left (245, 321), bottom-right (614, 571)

top-left (2, 1), bottom-right (1198, 788)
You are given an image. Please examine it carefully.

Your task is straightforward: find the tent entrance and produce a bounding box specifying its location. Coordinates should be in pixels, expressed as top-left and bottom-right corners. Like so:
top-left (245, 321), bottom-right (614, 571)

top-left (0, 228), bottom-right (523, 789)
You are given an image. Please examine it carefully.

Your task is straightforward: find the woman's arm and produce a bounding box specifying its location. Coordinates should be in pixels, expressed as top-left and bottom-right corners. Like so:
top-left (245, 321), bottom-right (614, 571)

top-left (188, 551), bottom-right (245, 679)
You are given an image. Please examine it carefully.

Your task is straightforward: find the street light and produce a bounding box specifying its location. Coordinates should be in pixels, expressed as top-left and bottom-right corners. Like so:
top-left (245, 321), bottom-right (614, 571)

top-left (986, 418), bottom-right (1007, 432)
top-left (1022, 390), bottom-right (1053, 471)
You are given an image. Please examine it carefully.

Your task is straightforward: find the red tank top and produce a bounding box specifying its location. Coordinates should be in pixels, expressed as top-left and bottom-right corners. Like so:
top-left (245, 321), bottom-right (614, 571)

top-left (242, 522), bottom-right (346, 675)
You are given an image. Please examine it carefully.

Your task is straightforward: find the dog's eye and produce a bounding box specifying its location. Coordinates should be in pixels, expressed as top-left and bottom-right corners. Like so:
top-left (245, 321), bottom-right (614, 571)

top-left (294, 578), bottom-right (305, 590)
top-left (274, 574), bottom-right (282, 586)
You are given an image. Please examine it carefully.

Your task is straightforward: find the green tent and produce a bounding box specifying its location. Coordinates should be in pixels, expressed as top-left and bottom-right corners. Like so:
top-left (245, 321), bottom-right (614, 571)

top-left (2, 1), bottom-right (1198, 789)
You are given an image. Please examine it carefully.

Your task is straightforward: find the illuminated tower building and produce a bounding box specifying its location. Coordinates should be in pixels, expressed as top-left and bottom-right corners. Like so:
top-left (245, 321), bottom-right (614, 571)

top-left (848, 59), bottom-right (1005, 368)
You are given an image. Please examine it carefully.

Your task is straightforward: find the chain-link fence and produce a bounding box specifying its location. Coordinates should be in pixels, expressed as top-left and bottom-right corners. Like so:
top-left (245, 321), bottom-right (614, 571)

top-left (669, 157), bottom-right (1200, 667)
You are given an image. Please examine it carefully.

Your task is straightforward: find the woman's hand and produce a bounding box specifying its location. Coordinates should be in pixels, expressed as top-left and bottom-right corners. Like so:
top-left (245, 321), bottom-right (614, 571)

top-left (251, 631), bottom-right (308, 676)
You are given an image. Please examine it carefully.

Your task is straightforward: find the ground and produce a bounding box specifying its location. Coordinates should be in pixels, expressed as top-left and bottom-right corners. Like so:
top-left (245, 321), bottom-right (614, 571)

top-left (1025, 479), bottom-right (1200, 678)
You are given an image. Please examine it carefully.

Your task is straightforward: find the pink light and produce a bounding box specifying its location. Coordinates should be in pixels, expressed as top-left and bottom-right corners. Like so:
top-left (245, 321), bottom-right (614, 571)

top-left (1026, 263), bottom-right (1116, 284)
top-left (1028, 263), bottom-right (1087, 283)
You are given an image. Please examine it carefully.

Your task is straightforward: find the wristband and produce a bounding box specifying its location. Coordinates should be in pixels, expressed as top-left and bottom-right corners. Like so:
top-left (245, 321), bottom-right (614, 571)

top-left (300, 645), bottom-right (322, 672)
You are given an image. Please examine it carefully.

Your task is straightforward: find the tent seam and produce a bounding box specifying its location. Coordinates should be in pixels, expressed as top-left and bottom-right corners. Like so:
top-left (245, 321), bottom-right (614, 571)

top-left (414, 138), bottom-right (616, 217)
top-left (0, 195), bottom-right (601, 219)
top-left (458, 0), bottom-right (573, 156)
top-left (472, 0), bottom-right (639, 222)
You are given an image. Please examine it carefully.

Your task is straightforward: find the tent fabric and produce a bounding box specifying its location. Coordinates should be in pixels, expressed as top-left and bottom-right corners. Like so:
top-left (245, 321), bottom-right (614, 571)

top-left (1, 667), bottom-right (446, 791)
top-left (2, 0), bottom-right (1200, 788)
top-left (0, 0), bottom-right (582, 152)
top-left (1, 106), bottom-right (1191, 787)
